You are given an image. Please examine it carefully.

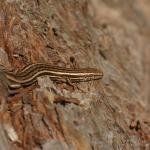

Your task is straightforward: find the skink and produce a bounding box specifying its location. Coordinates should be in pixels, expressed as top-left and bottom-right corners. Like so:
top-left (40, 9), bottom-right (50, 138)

top-left (1, 63), bottom-right (103, 91)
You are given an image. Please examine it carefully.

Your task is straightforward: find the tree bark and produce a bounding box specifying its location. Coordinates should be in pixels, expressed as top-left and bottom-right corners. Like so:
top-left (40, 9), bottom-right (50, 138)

top-left (0, 0), bottom-right (149, 149)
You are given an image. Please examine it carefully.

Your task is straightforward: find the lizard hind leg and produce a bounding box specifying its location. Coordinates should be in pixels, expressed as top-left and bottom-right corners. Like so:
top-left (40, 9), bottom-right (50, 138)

top-left (66, 78), bottom-right (86, 93)
top-left (66, 77), bottom-right (76, 90)
top-left (7, 88), bottom-right (20, 97)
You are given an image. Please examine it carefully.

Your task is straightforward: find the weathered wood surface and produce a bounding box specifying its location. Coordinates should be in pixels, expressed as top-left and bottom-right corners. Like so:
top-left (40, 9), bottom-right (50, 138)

top-left (0, 0), bottom-right (149, 149)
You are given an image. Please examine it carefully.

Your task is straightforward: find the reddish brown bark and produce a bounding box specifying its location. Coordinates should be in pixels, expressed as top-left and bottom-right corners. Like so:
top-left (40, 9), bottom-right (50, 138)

top-left (0, 0), bottom-right (149, 149)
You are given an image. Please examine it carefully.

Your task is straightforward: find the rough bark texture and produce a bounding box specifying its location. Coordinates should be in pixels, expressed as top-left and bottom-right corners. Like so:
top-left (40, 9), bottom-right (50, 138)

top-left (0, 0), bottom-right (149, 150)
